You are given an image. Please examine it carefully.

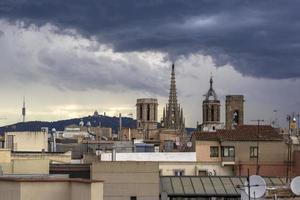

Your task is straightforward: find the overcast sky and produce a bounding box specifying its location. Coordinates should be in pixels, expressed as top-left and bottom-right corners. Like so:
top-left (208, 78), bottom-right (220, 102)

top-left (0, 0), bottom-right (299, 128)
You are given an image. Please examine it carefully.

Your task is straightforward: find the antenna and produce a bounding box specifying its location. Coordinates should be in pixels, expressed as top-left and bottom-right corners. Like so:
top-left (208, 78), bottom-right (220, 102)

top-left (22, 96), bottom-right (26, 122)
top-left (291, 176), bottom-right (300, 196)
top-left (244, 175), bottom-right (267, 199)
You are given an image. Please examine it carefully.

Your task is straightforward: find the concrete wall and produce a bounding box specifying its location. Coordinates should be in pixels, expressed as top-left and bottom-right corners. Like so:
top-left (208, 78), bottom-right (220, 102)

top-left (12, 151), bottom-right (72, 164)
top-left (100, 152), bottom-right (196, 162)
top-left (159, 162), bottom-right (196, 176)
top-left (196, 163), bottom-right (234, 176)
top-left (0, 181), bottom-right (20, 200)
top-left (12, 159), bottom-right (49, 174)
top-left (0, 149), bottom-right (50, 175)
top-left (5, 131), bottom-right (48, 152)
top-left (0, 180), bottom-right (103, 200)
top-left (92, 161), bottom-right (159, 200)
top-left (0, 149), bottom-right (11, 163)
top-left (20, 182), bottom-right (69, 200)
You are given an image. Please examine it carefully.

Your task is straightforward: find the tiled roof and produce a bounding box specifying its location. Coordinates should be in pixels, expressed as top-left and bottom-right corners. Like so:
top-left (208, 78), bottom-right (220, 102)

top-left (192, 125), bottom-right (283, 141)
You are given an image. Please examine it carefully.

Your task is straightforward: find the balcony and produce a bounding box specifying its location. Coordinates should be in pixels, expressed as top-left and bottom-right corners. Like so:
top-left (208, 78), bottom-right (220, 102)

top-left (221, 156), bottom-right (235, 166)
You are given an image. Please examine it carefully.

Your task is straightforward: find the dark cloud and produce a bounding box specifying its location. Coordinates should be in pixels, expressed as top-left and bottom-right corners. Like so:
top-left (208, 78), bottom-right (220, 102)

top-left (1, 0), bottom-right (300, 79)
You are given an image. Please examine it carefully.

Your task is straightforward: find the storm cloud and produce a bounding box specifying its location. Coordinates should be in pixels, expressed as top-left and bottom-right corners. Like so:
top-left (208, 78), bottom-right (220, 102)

top-left (1, 0), bottom-right (300, 79)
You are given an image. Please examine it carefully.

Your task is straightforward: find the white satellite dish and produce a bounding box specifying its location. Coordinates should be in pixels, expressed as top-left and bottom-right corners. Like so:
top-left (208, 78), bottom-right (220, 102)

top-left (187, 142), bottom-right (192, 148)
top-left (79, 120), bottom-right (84, 126)
top-left (175, 141), bottom-right (180, 146)
top-left (291, 176), bottom-right (300, 196)
top-left (244, 175), bottom-right (267, 199)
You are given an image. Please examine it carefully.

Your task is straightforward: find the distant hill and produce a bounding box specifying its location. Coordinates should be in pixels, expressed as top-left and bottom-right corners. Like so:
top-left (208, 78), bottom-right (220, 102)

top-left (0, 115), bottom-right (196, 135)
top-left (0, 115), bottom-right (136, 135)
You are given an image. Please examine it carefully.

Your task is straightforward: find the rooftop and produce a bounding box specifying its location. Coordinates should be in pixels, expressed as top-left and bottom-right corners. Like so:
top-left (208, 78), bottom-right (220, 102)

top-left (0, 175), bottom-right (102, 183)
top-left (193, 125), bottom-right (283, 141)
top-left (160, 176), bottom-right (290, 197)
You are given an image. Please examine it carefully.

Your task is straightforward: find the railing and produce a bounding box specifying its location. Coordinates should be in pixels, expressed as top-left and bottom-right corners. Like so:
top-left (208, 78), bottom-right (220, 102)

top-left (221, 156), bottom-right (235, 162)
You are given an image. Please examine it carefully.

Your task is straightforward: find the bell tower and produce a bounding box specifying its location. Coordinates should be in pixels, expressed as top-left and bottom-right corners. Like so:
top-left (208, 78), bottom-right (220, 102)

top-left (201, 76), bottom-right (221, 131)
top-left (225, 95), bottom-right (244, 129)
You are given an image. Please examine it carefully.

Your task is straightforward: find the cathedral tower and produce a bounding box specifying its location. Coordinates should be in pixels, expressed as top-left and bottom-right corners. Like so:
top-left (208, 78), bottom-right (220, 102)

top-left (136, 98), bottom-right (158, 130)
top-left (225, 95), bottom-right (244, 129)
top-left (161, 64), bottom-right (185, 131)
top-left (201, 76), bottom-right (221, 131)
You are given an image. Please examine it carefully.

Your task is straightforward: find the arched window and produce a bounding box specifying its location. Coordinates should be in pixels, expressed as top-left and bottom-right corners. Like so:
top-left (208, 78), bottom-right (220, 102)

top-left (140, 105), bottom-right (143, 120)
top-left (211, 106), bottom-right (214, 121)
top-left (147, 104), bottom-right (150, 121)
top-left (233, 110), bottom-right (239, 125)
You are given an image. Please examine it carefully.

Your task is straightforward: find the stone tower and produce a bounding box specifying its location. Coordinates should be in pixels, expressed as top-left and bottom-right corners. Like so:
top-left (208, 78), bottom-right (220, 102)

top-left (162, 64), bottom-right (185, 131)
top-left (225, 95), bottom-right (244, 129)
top-left (136, 98), bottom-right (158, 130)
top-left (201, 76), bottom-right (221, 131)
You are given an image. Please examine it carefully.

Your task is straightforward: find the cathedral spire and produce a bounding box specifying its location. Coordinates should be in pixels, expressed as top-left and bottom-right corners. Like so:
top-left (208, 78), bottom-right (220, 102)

top-left (162, 63), bottom-right (185, 131)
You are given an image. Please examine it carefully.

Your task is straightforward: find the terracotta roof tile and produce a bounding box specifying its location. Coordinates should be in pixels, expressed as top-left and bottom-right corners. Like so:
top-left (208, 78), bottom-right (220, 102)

top-left (192, 125), bottom-right (283, 141)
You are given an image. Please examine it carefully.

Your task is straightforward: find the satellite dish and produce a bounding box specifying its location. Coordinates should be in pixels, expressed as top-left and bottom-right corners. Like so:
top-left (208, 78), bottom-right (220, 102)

top-left (95, 149), bottom-right (102, 156)
top-left (86, 121), bottom-right (91, 127)
top-left (79, 120), bottom-right (84, 126)
top-left (175, 141), bottom-right (180, 146)
top-left (291, 176), bottom-right (300, 195)
top-left (51, 128), bottom-right (56, 132)
top-left (244, 175), bottom-right (267, 199)
top-left (187, 142), bottom-right (192, 148)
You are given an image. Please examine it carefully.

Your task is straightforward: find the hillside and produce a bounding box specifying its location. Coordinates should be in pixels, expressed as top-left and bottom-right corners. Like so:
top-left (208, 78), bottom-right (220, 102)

top-left (0, 115), bottom-right (136, 135)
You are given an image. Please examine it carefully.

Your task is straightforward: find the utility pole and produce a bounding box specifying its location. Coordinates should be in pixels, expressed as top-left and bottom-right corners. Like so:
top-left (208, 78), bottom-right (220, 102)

top-left (251, 119), bottom-right (264, 175)
top-left (22, 97), bottom-right (26, 122)
top-left (297, 113), bottom-right (299, 136)
top-left (286, 115), bottom-right (292, 183)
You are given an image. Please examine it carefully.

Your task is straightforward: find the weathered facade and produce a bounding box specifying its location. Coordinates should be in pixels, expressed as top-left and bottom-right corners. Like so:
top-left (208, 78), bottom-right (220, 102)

top-left (225, 95), bottom-right (244, 129)
top-left (91, 161), bottom-right (159, 200)
top-left (192, 125), bottom-right (287, 176)
top-left (0, 177), bottom-right (103, 200)
top-left (136, 98), bottom-right (158, 131)
top-left (4, 131), bottom-right (48, 152)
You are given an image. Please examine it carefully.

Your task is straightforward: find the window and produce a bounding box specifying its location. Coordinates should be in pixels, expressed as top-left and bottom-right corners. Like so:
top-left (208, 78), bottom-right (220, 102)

top-left (211, 106), bottom-right (214, 121)
top-left (210, 146), bottom-right (219, 157)
top-left (147, 104), bottom-right (150, 121)
top-left (139, 105), bottom-right (143, 120)
top-left (198, 170), bottom-right (207, 176)
top-left (221, 146), bottom-right (235, 157)
top-left (130, 196), bottom-right (137, 200)
top-left (233, 110), bottom-right (239, 124)
top-left (250, 146), bottom-right (258, 158)
top-left (174, 169), bottom-right (185, 176)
